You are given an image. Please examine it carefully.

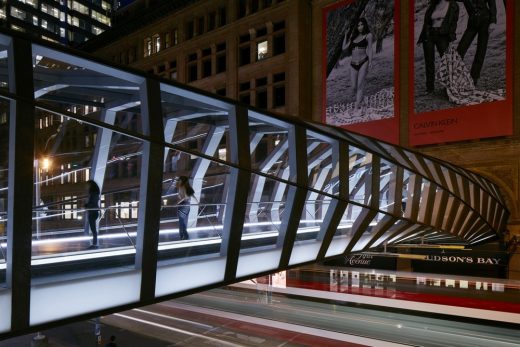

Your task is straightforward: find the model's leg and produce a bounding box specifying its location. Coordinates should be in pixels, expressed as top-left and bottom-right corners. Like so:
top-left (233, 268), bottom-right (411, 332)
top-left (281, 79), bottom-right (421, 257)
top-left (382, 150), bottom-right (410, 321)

top-left (423, 39), bottom-right (435, 92)
top-left (350, 66), bottom-right (359, 107)
top-left (356, 61), bottom-right (369, 108)
top-left (470, 20), bottom-right (490, 82)
top-left (435, 35), bottom-right (450, 57)
top-left (457, 22), bottom-right (478, 58)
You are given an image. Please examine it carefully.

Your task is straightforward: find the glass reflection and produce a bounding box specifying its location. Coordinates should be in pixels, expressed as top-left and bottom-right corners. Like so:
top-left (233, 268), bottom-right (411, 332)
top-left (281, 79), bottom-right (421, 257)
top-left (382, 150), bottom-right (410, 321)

top-left (32, 45), bottom-right (143, 133)
top-left (379, 159), bottom-right (397, 214)
top-left (306, 130), bottom-right (338, 194)
top-left (349, 146), bottom-right (372, 205)
top-left (241, 173), bottom-right (288, 250)
top-left (30, 110), bottom-right (140, 280)
top-left (248, 112), bottom-right (291, 182)
top-left (158, 153), bottom-right (229, 265)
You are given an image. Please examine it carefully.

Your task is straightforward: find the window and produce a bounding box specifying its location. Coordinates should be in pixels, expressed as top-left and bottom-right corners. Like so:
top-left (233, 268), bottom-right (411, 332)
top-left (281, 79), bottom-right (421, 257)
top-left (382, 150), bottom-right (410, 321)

top-left (188, 63), bottom-right (197, 82)
top-left (273, 85), bottom-right (285, 107)
top-left (144, 37), bottom-right (152, 57)
top-left (165, 32), bottom-right (171, 48)
top-left (273, 33), bottom-right (285, 55)
top-left (173, 29), bottom-right (178, 45)
top-left (239, 45), bottom-right (250, 66)
top-left (256, 89), bottom-right (267, 108)
top-left (219, 7), bottom-right (227, 26)
top-left (10, 7), bottom-right (26, 20)
top-left (197, 17), bottom-right (204, 35)
top-left (238, 1), bottom-right (247, 18)
top-left (257, 40), bottom-right (268, 60)
top-left (208, 11), bottom-right (216, 31)
top-left (186, 20), bottom-right (194, 39)
top-left (202, 58), bottom-right (211, 78)
top-left (216, 42), bottom-right (226, 73)
top-left (216, 53), bottom-right (226, 73)
top-left (153, 34), bottom-right (160, 53)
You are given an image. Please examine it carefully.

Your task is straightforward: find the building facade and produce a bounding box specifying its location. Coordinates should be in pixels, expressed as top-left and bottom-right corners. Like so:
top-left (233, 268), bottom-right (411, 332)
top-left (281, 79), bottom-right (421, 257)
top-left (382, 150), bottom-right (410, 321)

top-left (0, 0), bottom-right (113, 45)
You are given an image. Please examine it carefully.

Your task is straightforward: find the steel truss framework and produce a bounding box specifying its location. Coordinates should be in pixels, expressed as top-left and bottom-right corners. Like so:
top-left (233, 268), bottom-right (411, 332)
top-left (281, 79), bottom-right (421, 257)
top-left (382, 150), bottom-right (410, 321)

top-left (0, 30), bottom-right (509, 337)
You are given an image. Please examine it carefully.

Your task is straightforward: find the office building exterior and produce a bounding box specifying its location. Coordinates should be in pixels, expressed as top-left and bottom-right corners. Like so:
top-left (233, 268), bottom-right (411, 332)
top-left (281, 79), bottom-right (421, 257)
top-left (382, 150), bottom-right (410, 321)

top-left (0, 0), bottom-right (112, 46)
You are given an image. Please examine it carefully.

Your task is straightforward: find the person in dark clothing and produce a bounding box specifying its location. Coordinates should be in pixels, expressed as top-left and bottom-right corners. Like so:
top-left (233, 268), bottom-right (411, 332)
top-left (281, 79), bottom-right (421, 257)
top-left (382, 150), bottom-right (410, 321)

top-left (176, 176), bottom-right (195, 240)
top-left (417, 0), bottom-right (459, 94)
top-left (456, 0), bottom-right (497, 86)
top-left (86, 180), bottom-right (100, 248)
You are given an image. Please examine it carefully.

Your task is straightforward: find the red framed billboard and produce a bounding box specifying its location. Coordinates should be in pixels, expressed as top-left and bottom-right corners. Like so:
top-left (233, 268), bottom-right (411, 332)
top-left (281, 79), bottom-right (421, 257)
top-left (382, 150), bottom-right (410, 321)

top-left (322, 0), bottom-right (400, 144)
top-left (409, 0), bottom-right (513, 146)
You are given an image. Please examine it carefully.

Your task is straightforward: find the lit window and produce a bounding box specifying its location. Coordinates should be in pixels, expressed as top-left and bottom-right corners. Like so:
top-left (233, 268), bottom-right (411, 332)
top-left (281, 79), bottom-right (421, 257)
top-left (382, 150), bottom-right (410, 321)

top-left (41, 19), bottom-right (48, 29)
top-left (218, 148), bottom-right (226, 161)
top-left (10, 7), bottom-right (26, 20)
top-left (144, 38), bottom-right (152, 57)
top-left (153, 34), bottom-right (160, 53)
top-left (173, 29), bottom-right (178, 45)
top-left (257, 40), bottom-right (268, 60)
top-left (32, 16), bottom-right (38, 26)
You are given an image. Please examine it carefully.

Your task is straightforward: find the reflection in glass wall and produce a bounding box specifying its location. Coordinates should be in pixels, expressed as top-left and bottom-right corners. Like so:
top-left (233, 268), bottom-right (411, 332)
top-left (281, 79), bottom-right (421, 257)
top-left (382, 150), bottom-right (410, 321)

top-left (157, 154), bottom-right (229, 264)
top-left (248, 112), bottom-right (291, 182)
top-left (349, 147), bottom-right (372, 206)
top-left (30, 110), bottom-right (140, 280)
top-left (32, 45), bottom-right (143, 133)
top-left (242, 172), bottom-right (288, 251)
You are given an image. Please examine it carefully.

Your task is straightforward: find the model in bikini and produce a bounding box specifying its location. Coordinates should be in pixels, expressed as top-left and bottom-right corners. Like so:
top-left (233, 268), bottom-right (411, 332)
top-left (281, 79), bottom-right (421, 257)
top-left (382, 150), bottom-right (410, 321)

top-left (342, 18), bottom-right (373, 113)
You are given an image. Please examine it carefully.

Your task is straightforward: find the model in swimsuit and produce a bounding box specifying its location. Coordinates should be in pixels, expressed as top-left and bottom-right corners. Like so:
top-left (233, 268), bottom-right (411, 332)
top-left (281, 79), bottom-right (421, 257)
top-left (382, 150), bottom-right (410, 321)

top-left (342, 18), bottom-right (373, 112)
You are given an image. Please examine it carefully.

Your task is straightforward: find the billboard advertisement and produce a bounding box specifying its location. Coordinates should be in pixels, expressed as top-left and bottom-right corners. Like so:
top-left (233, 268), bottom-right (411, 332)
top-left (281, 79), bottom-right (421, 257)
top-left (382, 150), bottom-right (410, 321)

top-left (322, 0), bottom-right (400, 144)
top-left (409, 0), bottom-right (513, 146)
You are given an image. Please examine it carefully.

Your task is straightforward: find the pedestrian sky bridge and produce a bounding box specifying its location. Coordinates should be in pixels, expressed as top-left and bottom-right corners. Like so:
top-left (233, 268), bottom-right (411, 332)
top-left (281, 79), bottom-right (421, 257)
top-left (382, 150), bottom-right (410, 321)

top-left (0, 30), bottom-right (509, 338)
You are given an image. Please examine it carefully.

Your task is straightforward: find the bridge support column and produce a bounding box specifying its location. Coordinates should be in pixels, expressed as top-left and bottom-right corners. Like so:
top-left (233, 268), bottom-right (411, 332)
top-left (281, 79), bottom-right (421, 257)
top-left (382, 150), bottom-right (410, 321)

top-left (31, 332), bottom-right (48, 347)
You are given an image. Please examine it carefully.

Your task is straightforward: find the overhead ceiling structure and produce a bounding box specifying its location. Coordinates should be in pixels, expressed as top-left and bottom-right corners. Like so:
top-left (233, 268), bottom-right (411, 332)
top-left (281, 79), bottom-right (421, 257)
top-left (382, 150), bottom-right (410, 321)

top-left (0, 29), bottom-right (509, 339)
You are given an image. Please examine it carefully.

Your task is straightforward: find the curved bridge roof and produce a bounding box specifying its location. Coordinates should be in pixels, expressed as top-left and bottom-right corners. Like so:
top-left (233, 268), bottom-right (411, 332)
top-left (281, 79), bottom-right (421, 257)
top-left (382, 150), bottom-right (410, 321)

top-left (0, 30), bottom-right (509, 338)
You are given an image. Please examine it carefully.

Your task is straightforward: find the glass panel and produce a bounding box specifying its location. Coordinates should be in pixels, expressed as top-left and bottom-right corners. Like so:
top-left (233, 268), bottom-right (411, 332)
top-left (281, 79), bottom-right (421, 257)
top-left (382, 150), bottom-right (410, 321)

top-left (402, 169), bottom-right (412, 217)
top-left (289, 191), bottom-right (333, 265)
top-left (325, 204), bottom-right (368, 257)
top-left (249, 111), bottom-right (291, 181)
top-left (417, 178), bottom-right (432, 223)
top-left (404, 149), bottom-right (429, 178)
top-left (351, 212), bottom-right (384, 252)
top-left (236, 171), bottom-right (293, 278)
top-left (379, 159), bottom-right (397, 214)
top-left (349, 146), bottom-right (372, 206)
top-left (0, 35), bottom-right (9, 92)
top-left (160, 84), bottom-right (232, 163)
top-left (32, 44), bottom-right (144, 134)
top-left (241, 173), bottom-right (289, 251)
top-left (306, 130), bottom-right (338, 194)
top-left (158, 154), bottom-right (229, 263)
top-left (424, 158), bottom-right (442, 185)
top-left (31, 109), bottom-right (140, 282)
top-left (0, 98), bottom-right (8, 292)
